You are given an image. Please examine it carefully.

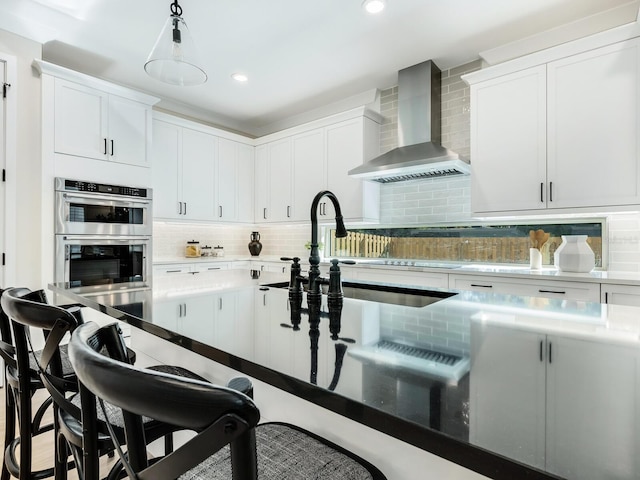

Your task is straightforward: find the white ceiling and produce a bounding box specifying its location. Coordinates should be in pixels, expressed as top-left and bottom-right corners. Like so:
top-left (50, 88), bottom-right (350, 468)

top-left (0, 0), bottom-right (637, 136)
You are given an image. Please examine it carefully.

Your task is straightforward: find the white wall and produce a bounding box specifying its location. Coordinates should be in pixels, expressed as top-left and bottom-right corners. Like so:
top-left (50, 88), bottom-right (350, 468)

top-left (0, 30), bottom-right (42, 289)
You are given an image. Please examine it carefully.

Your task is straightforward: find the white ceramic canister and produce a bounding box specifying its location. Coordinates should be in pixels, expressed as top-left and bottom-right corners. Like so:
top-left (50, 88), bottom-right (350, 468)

top-left (554, 235), bottom-right (595, 273)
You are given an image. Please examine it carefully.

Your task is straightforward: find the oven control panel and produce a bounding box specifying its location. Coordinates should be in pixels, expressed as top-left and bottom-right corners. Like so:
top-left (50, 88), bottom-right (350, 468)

top-left (58, 179), bottom-right (149, 198)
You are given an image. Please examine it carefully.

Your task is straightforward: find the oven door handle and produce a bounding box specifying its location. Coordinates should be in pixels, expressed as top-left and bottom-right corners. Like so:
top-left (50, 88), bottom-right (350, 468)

top-left (60, 235), bottom-right (151, 242)
top-left (62, 192), bottom-right (151, 205)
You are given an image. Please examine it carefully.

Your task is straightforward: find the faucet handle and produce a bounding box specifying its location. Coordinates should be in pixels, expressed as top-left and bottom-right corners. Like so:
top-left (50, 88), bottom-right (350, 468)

top-left (280, 256), bottom-right (300, 264)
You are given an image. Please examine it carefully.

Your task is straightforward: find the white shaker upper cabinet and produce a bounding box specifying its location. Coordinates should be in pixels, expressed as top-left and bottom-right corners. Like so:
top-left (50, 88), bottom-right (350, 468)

top-left (546, 38), bottom-right (640, 209)
top-left (254, 139), bottom-right (293, 223)
top-left (54, 78), bottom-right (151, 167)
top-left (292, 129), bottom-right (326, 222)
top-left (470, 66), bottom-right (547, 214)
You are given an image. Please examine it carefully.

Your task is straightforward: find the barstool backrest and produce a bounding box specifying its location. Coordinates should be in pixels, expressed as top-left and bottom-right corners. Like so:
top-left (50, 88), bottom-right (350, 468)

top-left (69, 321), bottom-right (261, 479)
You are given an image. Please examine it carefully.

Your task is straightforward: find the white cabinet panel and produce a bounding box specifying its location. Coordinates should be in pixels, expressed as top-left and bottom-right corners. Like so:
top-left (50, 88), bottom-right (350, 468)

top-left (181, 128), bottom-right (217, 221)
top-left (470, 66), bottom-right (546, 213)
top-left (547, 39), bottom-right (640, 209)
top-left (470, 323), bottom-right (546, 469)
top-left (217, 138), bottom-right (238, 221)
top-left (293, 129), bottom-right (326, 222)
top-left (325, 118), bottom-right (380, 222)
top-left (107, 95), bottom-right (150, 167)
top-left (268, 139), bottom-right (293, 222)
top-left (152, 120), bottom-right (181, 218)
top-left (449, 274), bottom-right (600, 302)
top-left (236, 143), bottom-right (255, 223)
top-left (545, 336), bottom-right (640, 479)
top-left (54, 79), bottom-right (108, 160)
top-left (601, 283), bottom-right (640, 306)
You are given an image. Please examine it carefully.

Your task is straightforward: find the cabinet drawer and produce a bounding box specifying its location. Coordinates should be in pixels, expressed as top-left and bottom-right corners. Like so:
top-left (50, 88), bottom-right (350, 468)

top-left (194, 262), bottom-right (230, 273)
top-left (153, 264), bottom-right (193, 275)
top-left (449, 274), bottom-right (600, 302)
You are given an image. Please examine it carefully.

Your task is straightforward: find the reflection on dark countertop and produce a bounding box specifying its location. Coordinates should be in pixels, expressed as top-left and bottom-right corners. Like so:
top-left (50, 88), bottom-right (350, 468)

top-left (51, 268), bottom-right (640, 480)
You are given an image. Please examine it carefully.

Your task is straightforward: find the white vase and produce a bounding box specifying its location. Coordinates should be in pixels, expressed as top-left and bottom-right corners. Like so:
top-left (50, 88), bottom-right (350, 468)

top-left (554, 235), bottom-right (595, 273)
top-left (529, 248), bottom-right (542, 270)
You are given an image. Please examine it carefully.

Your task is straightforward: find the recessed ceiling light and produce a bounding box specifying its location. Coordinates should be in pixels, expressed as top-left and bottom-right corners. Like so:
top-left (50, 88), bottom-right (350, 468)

top-left (362, 0), bottom-right (386, 14)
top-left (231, 73), bottom-right (249, 83)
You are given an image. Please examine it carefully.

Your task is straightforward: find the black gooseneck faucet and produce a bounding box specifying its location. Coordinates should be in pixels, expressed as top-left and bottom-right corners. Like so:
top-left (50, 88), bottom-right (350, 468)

top-left (308, 190), bottom-right (348, 297)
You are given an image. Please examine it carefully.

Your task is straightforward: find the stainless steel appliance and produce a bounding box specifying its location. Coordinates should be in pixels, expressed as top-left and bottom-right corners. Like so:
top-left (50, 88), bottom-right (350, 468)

top-left (55, 178), bottom-right (152, 236)
top-left (54, 178), bottom-right (152, 290)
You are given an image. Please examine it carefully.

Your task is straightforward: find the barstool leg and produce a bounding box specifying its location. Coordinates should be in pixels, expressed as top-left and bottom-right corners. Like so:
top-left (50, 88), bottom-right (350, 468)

top-left (18, 388), bottom-right (32, 480)
top-left (1, 384), bottom-right (14, 480)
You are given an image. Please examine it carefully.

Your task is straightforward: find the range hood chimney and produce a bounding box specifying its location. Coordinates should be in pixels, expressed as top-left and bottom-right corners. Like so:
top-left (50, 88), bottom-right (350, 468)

top-left (349, 60), bottom-right (470, 183)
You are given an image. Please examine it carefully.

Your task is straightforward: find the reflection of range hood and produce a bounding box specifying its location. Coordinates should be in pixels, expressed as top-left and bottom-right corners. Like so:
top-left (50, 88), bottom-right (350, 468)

top-left (349, 60), bottom-right (470, 183)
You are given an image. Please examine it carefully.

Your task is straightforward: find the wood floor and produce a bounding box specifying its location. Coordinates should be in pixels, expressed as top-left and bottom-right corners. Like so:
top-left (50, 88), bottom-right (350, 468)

top-left (0, 386), bottom-right (118, 480)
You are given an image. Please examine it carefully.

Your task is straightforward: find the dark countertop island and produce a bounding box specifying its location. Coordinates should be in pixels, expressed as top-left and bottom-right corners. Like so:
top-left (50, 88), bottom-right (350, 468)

top-left (50, 269), bottom-right (640, 480)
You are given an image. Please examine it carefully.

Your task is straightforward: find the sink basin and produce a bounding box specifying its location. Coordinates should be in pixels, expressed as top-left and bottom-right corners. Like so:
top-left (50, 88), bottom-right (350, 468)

top-left (262, 281), bottom-right (457, 308)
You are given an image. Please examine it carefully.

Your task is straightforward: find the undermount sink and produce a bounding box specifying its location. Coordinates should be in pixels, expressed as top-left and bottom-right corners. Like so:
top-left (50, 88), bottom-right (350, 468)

top-left (262, 281), bottom-right (457, 308)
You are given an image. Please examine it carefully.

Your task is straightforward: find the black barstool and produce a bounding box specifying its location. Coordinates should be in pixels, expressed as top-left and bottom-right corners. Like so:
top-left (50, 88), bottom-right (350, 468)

top-left (1, 287), bottom-right (213, 480)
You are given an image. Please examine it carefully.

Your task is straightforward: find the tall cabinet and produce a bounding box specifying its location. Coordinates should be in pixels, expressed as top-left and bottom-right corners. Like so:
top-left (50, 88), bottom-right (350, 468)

top-left (465, 35), bottom-right (640, 216)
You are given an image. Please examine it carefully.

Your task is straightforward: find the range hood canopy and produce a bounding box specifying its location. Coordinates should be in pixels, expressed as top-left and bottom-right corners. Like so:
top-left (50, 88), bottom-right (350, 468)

top-left (349, 60), bottom-right (470, 183)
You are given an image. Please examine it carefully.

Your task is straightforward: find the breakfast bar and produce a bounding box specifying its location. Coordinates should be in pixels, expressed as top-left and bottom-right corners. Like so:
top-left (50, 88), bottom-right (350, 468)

top-left (50, 269), bottom-right (640, 480)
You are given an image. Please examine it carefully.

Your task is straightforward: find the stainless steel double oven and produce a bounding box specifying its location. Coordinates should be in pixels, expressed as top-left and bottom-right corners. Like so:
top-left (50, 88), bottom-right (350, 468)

top-left (54, 178), bottom-right (152, 291)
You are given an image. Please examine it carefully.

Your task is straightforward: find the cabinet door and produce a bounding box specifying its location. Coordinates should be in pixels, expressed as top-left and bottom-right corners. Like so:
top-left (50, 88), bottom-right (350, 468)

top-left (545, 335), bottom-right (640, 479)
top-left (217, 138), bottom-right (238, 221)
top-left (178, 295), bottom-right (216, 345)
top-left (547, 38), bottom-right (640, 209)
top-left (108, 95), bottom-right (150, 167)
top-left (236, 143), bottom-right (255, 223)
top-left (469, 322), bottom-right (546, 469)
top-left (325, 118), bottom-right (380, 221)
top-left (267, 139), bottom-right (293, 222)
top-left (151, 299), bottom-right (181, 331)
top-left (254, 145), bottom-right (269, 222)
top-left (181, 128), bottom-right (216, 221)
top-left (602, 283), bottom-right (640, 306)
top-left (54, 78), bottom-right (108, 160)
top-left (152, 120), bottom-right (181, 219)
top-left (292, 129), bottom-right (326, 221)
top-left (470, 66), bottom-right (547, 213)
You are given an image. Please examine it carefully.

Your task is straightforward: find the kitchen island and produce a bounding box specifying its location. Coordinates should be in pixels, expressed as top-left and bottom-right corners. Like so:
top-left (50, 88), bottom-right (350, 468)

top-left (50, 269), bottom-right (640, 480)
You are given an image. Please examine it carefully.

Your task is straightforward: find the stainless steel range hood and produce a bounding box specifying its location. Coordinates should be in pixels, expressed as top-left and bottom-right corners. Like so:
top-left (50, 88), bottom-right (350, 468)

top-left (349, 60), bottom-right (470, 183)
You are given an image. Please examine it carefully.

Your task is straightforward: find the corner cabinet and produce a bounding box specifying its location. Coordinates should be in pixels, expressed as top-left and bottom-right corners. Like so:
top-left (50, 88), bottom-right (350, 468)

top-left (152, 113), bottom-right (255, 223)
top-left (465, 37), bottom-right (640, 216)
top-left (256, 109), bottom-right (382, 224)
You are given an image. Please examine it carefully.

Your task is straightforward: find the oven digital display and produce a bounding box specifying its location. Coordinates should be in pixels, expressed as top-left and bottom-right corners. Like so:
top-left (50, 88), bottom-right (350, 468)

top-left (64, 180), bottom-right (147, 198)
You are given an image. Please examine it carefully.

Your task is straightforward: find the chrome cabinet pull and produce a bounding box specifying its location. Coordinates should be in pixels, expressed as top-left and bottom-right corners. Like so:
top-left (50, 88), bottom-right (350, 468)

top-left (110, 139), bottom-right (114, 156)
top-left (470, 284), bottom-right (493, 288)
top-left (219, 298), bottom-right (223, 310)
top-left (548, 342), bottom-right (553, 364)
top-left (103, 138), bottom-right (108, 155)
top-left (287, 206), bottom-right (291, 217)
top-left (166, 269), bottom-right (181, 273)
top-left (540, 182), bottom-right (544, 203)
top-left (219, 205), bottom-right (223, 217)
top-left (539, 289), bottom-right (566, 295)
top-left (263, 207), bottom-right (267, 219)
top-left (183, 202), bottom-right (187, 215)
top-left (178, 202), bottom-right (182, 215)
top-left (549, 182), bottom-right (553, 202)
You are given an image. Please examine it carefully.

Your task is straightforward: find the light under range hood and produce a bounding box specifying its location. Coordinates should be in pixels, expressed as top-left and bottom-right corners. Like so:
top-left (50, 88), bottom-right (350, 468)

top-left (349, 60), bottom-right (470, 184)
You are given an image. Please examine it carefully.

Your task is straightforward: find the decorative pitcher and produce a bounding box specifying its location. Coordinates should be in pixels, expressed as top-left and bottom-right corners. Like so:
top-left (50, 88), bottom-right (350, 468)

top-left (248, 231), bottom-right (263, 256)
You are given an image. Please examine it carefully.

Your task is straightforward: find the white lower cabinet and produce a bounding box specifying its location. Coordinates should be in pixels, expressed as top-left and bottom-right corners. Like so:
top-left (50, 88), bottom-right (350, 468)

top-left (601, 283), bottom-right (640, 306)
top-left (449, 274), bottom-right (600, 302)
top-left (152, 295), bottom-right (216, 345)
top-left (471, 322), bottom-right (640, 479)
top-left (250, 261), bottom-right (288, 274)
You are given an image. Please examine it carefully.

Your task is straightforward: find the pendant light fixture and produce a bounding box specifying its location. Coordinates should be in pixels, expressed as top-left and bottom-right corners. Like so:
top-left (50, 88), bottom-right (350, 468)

top-left (144, 0), bottom-right (207, 86)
